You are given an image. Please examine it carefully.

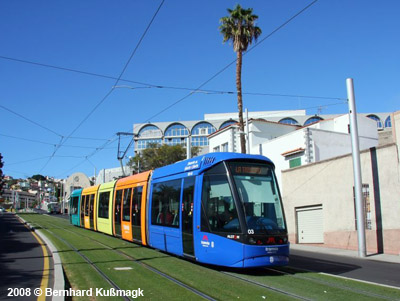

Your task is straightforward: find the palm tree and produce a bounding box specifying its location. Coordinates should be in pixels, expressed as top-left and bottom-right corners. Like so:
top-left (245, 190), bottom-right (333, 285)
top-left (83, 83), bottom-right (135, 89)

top-left (219, 4), bottom-right (261, 153)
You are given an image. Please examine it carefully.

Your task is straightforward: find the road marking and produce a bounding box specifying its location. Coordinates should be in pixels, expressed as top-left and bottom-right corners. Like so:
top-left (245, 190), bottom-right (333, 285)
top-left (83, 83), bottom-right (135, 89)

top-left (287, 266), bottom-right (400, 290)
top-left (319, 272), bottom-right (400, 291)
top-left (31, 230), bottom-right (50, 301)
top-left (114, 267), bottom-right (133, 270)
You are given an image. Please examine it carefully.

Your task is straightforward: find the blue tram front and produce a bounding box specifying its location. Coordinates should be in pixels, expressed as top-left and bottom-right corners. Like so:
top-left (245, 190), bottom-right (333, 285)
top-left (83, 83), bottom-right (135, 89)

top-left (147, 153), bottom-right (289, 268)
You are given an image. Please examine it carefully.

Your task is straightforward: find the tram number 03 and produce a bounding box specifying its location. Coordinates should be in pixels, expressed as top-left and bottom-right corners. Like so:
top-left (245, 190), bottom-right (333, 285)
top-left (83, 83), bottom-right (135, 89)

top-left (8, 288), bottom-right (32, 297)
top-left (248, 229), bottom-right (255, 234)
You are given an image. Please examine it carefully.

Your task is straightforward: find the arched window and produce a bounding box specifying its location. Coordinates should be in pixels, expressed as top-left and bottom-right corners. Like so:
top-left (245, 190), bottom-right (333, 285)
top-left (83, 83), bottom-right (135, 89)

top-left (165, 124), bottom-right (189, 137)
top-left (304, 116), bottom-right (323, 126)
top-left (279, 117), bottom-right (299, 125)
top-left (137, 125), bottom-right (162, 150)
top-left (219, 120), bottom-right (237, 129)
top-left (385, 116), bottom-right (392, 128)
top-left (138, 125), bottom-right (162, 138)
top-left (367, 115), bottom-right (383, 128)
top-left (192, 122), bottom-right (216, 136)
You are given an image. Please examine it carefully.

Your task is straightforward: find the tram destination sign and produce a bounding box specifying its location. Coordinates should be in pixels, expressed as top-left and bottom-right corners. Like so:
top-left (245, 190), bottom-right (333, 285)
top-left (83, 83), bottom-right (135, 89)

top-left (230, 163), bottom-right (270, 176)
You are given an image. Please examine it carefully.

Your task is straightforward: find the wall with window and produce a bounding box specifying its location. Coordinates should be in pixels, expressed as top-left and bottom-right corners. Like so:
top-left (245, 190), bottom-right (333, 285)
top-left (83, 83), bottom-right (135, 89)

top-left (209, 126), bottom-right (237, 153)
top-left (255, 129), bottom-right (306, 186)
top-left (282, 113), bottom-right (400, 255)
top-left (252, 115), bottom-right (380, 187)
top-left (281, 140), bottom-right (400, 255)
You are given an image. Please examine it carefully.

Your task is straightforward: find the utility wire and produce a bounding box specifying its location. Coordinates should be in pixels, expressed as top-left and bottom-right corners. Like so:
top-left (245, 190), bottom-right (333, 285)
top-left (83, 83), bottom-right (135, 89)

top-left (245, 0), bottom-right (319, 56)
top-left (0, 58), bottom-right (344, 101)
top-left (138, 0), bottom-right (320, 124)
top-left (26, 0), bottom-right (320, 177)
top-left (6, 156), bottom-right (52, 166)
top-left (122, 0), bottom-right (323, 160)
top-left (61, 0), bottom-right (165, 142)
top-left (68, 136), bottom-right (111, 141)
top-left (0, 104), bottom-right (63, 137)
top-left (0, 133), bottom-right (117, 149)
top-left (0, 133), bottom-right (56, 146)
top-left (38, 0), bottom-right (165, 174)
top-left (114, 0), bottom-right (165, 85)
top-left (55, 136), bottom-right (118, 177)
top-left (0, 107), bottom-right (115, 142)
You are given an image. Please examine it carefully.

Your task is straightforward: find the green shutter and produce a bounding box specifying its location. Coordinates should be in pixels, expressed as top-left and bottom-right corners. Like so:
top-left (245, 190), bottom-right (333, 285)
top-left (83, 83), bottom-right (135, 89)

top-left (289, 157), bottom-right (301, 168)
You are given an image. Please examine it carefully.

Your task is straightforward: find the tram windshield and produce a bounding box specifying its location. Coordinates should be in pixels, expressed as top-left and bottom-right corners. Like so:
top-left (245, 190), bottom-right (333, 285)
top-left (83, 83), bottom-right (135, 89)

top-left (228, 162), bottom-right (286, 234)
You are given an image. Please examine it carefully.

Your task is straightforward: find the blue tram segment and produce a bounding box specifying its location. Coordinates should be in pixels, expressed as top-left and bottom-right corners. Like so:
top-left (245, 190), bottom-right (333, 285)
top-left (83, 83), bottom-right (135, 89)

top-left (148, 152), bottom-right (289, 268)
top-left (69, 188), bottom-right (82, 226)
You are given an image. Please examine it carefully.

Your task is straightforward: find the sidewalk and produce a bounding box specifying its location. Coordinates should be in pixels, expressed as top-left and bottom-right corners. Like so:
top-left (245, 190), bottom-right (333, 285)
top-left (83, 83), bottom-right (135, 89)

top-left (290, 243), bottom-right (400, 264)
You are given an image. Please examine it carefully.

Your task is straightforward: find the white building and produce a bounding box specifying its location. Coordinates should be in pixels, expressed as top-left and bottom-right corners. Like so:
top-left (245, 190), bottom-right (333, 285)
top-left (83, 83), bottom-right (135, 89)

top-left (62, 172), bottom-right (91, 213)
top-left (281, 111), bottom-right (400, 255)
top-left (132, 110), bottom-right (391, 156)
top-left (208, 114), bottom-right (379, 186)
top-left (95, 166), bottom-right (133, 184)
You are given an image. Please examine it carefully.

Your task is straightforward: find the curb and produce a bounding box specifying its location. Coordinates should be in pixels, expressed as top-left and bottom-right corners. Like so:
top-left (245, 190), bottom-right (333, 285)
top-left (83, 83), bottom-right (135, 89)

top-left (290, 243), bottom-right (400, 264)
top-left (17, 215), bottom-right (65, 301)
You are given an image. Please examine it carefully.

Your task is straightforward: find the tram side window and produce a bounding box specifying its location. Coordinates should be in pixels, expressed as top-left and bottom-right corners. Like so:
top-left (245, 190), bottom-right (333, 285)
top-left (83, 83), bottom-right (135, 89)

top-left (89, 194), bottom-right (94, 215)
top-left (132, 186), bottom-right (143, 226)
top-left (151, 179), bottom-right (181, 228)
top-left (201, 173), bottom-right (240, 233)
top-left (81, 195), bottom-right (86, 214)
top-left (98, 192), bottom-right (110, 219)
top-left (115, 190), bottom-right (123, 220)
top-left (85, 195), bottom-right (90, 215)
top-left (71, 196), bottom-right (79, 214)
top-left (122, 188), bottom-right (132, 222)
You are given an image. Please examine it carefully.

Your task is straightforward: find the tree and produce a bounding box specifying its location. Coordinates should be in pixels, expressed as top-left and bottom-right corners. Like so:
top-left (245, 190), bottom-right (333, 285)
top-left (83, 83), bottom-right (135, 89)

top-left (31, 174), bottom-right (46, 181)
top-left (0, 153), bottom-right (4, 196)
top-left (219, 4), bottom-right (262, 153)
top-left (127, 143), bottom-right (200, 173)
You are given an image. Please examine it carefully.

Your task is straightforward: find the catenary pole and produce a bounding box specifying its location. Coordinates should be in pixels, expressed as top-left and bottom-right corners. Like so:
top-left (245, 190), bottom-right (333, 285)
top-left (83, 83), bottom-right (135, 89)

top-left (186, 136), bottom-right (191, 160)
top-left (246, 109), bottom-right (250, 154)
top-left (347, 78), bottom-right (367, 258)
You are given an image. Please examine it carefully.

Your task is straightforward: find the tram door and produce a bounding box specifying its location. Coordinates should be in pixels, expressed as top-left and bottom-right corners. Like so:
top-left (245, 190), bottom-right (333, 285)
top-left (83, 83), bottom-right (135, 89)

top-left (182, 177), bottom-right (195, 257)
top-left (80, 195), bottom-right (86, 227)
top-left (131, 186), bottom-right (143, 242)
top-left (89, 194), bottom-right (95, 230)
top-left (114, 190), bottom-right (123, 237)
top-left (84, 195), bottom-right (90, 229)
top-left (121, 188), bottom-right (133, 241)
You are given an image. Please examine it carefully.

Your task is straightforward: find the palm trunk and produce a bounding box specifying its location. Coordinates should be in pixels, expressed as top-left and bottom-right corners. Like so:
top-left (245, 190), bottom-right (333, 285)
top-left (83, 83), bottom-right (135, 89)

top-left (236, 50), bottom-right (246, 154)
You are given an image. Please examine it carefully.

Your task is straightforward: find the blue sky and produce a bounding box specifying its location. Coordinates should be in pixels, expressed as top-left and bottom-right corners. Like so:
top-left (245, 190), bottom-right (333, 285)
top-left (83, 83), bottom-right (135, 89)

top-left (1, 0), bottom-right (399, 179)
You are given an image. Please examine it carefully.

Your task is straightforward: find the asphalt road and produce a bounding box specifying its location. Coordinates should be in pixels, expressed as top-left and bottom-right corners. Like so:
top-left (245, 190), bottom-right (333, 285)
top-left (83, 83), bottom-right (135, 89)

top-left (0, 213), bottom-right (53, 300)
top-left (290, 248), bottom-right (400, 288)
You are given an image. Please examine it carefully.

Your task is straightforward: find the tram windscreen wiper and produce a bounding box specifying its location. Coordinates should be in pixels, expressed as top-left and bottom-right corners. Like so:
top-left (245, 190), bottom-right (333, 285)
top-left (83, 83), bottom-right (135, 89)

top-left (256, 218), bottom-right (269, 234)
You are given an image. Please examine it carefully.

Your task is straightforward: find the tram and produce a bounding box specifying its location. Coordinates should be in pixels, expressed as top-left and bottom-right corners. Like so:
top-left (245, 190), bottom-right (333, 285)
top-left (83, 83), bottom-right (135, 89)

top-left (70, 153), bottom-right (289, 268)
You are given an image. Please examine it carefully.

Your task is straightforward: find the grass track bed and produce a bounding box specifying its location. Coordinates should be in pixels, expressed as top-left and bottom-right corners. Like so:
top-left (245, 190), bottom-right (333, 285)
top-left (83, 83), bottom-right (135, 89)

top-left (20, 214), bottom-right (400, 300)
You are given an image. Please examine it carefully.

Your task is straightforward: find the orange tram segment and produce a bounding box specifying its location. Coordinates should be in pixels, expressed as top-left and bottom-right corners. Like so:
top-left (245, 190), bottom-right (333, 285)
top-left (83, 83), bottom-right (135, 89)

top-left (113, 171), bottom-right (151, 245)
